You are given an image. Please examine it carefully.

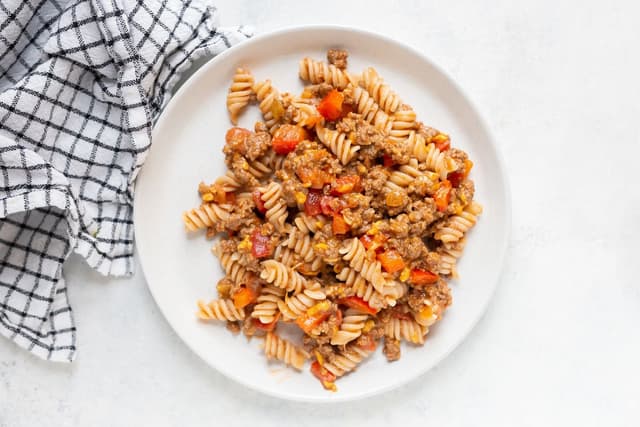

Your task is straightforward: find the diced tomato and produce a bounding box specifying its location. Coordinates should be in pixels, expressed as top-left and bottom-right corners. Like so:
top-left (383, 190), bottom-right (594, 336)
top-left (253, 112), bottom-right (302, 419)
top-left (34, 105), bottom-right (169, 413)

top-left (447, 160), bottom-right (473, 188)
top-left (432, 133), bottom-right (450, 151)
top-left (225, 192), bottom-right (236, 204)
top-left (360, 233), bottom-right (387, 251)
top-left (337, 296), bottom-right (379, 315)
top-left (434, 180), bottom-right (452, 212)
top-left (447, 171), bottom-right (465, 188)
top-left (252, 313), bottom-right (280, 331)
top-left (332, 214), bottom-right (350, 235)
top-left (251, 228), bottom-right (272, 258)
top-left (271, 125), bottom-right (307, 154)
top-left (382, 154), bottom-right (394, 168)
top-left (296, 166), bottom-right (332, 189)
top-left (232, 287), bottom-right (257, 309)
top-left (377, 250), bottom-right (405, 274)
top-left (330, 175), bottom-right (361, 195)
top-left (339, 102), bottom-right (353, 119)
top-left (317, 89), bottom-right (344, 121)
top-left (225, 127), bottom-right (251, 146)
top-left (356, 334), bottom-right (378, 351)
top-left (304, 189), bottom-right (323, 216)
top-left (311, 361), bottom-right (337, 383)
top-left (320, 195), bottom-right (346, 216)
top-left (409, 269), bottom-right (439, 286)
top-left (296, 301), bottom-right (332, 334)
top-left (252, 190), bottom-right (266, 214)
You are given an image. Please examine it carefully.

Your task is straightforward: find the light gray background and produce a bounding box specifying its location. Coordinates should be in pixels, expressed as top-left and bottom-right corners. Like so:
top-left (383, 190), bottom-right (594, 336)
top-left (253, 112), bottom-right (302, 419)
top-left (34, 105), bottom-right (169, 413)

top-left (2, 0), bottom-right (639, 425)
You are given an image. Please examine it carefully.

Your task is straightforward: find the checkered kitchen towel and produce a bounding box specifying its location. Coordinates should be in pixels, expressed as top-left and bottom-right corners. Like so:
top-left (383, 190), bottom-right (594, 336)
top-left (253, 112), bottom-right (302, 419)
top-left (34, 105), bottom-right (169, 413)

top-left (0, 0), bottom-right (251, 362)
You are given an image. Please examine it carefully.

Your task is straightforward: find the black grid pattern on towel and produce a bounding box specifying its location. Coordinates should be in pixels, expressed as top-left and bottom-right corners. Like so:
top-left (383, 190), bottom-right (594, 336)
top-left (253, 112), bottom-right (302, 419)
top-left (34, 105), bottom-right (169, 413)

top-left (0, 0), bottom-right (251, 361)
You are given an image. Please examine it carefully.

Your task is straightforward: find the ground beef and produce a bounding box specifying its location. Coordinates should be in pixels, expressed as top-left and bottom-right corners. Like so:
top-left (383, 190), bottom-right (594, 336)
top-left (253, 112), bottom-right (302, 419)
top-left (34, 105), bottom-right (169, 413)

top-left (375, 138), bottom-right (410, 165)
top-left (362, 165), bottom-right (389, 197)
top-left (304, 83), bottom-right (333, 98)
top-left (406, 287), bottom-right (427, 312)
top-left (355, 118), bottom-right (384, 147)
top-left (388, 214), bottom-right (410, 238)
top-left (416, 122), bottom-right (439, 141)
top-left (245, 131), bottom-right (271, 161)
top-left (450, 180), bottom-right (475, 211)
top-left (409, 251), bottom-right (440, 272)
top-left (335, 116), bottom-right (357, 134)
top-left (389, 236), bottom-right (428, 262)
top-left (424, 278), bottom-right (453, 310)
top-left (327, 48), bottom-right (348, 69)
top-left (409, 174), bottom-right (438, 197)
top-left (241, 315), bottom-right (258, 338)
top-left (383, 189), bottom-right (411, 216)
top-left (225, 197), bottom-right (258, 231)
top-left (226, 321), bottom-right (241, 334)
top-left (226, 153), bottom-right (260, 188)
top-left (405, 198), bottom-right (437, 236)
top-left (383, 337), bottom-right (401, 361)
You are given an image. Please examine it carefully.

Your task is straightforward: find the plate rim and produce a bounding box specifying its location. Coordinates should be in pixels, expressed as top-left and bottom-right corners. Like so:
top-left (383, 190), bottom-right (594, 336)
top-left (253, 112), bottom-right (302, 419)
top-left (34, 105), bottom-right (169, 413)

top-left (134, 24), bottom-right (512, 403)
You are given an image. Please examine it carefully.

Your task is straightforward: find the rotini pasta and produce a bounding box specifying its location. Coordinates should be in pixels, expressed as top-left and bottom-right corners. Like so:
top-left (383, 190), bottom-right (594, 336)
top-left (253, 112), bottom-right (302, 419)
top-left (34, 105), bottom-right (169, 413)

top-left (299, 57), bottom-right (350, 89)
top-left (361, 67), bottom-right (402, 113)
top-left (315, 124), bottom-right (359, 165)
top-left (323, 345), bottom-right (373, 377)
top-left (260, 259), bottom-right (307, 294)
top-left (197, 299), bottom-right (245, 321)
top-left (434, 201), bottom-right (483, 243)
top-left (226, 67), bottom-right (254, 125)
top-left (277, 282), bottom-right (326, 321)
top-left (253, 79), bottom-right (282, 131)
top-left (384, 317), bottom-right (428, 345)
top-left (251, 286), bottom-right (285, 324)
top-left (186, 49), bottom-right (481, 390)
top-left (182, 203), bottom-right (231, 231)
top-left (330, 308), bottom-right (368, 345)
top-left (264, 332), bottom-right (309, 370)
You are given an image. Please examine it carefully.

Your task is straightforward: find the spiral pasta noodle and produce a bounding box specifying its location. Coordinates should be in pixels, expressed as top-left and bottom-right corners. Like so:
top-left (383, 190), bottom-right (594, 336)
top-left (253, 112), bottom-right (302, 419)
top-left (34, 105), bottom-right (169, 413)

top-left (182, 203), bottom-right (231, 231)
top-left (226, 67), bottom-right (254, 125)
top-left (330, 308), bottom-right (368, 345)
top-left (434, 201), bottom-right (483, 243)
top-left (323, 345), bottom-right (373, 377)
top-left (260, 259), bottom-right (307, 294)
top-left (384, 317), bottom-right (428, 345)
top-left (197, 299), bottom-right (245, 321)
top-left (264, 332), bottom-right (309, 370)
top-left (437, 238), bottom-right (466, 277)
top-left (388, 107), bottom-right (417, 143)
top-left (214, 249), bottom-right (249, 285)
top-left (336, 266), bottom-right (386, 310)
top-left (349, 84), bottom-right (393, 134)
top-left (315, 124), bottom-right (359, 165)
top-left (251, 286), bottom-right (285, 324)
top-left (299, 57), bottom-right (350, 89)
top-left (384, 158), bottom-right (438, 192)
top-left (277, 282), bottom-right (326, 321)
top-left (253, 79), bottom-right (282, 131)
top-left (339, 238), bottom-right (386, 294)
top-left (260, 182), bottom-right (288, 231)
top-left (361, 67), bottom-right (402, 114)
top-left (293, 213), bottom-right (327, 234)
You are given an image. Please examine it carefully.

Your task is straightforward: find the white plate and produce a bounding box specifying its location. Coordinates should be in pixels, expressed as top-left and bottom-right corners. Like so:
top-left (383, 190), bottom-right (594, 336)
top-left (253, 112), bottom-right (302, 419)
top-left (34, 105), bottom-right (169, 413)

top-left (134, 26), bottom-right (511, 402)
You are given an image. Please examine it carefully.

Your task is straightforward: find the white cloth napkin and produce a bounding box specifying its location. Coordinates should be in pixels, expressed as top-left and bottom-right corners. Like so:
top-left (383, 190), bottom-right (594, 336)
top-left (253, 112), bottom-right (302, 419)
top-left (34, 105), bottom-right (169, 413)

top-left (0, 0), bottom-right (251, 362)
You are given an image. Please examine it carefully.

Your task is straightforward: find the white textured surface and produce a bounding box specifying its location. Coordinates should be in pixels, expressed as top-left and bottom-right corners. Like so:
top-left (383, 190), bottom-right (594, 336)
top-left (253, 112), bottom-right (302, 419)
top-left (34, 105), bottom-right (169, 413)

top-left (1, 0), bottom-right (639, 425)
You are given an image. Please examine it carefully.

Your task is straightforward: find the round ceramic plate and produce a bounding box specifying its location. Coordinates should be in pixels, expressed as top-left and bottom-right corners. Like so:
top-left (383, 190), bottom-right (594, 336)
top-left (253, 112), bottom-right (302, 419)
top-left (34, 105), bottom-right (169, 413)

top-left (134, 26), bottom-right (510, 402)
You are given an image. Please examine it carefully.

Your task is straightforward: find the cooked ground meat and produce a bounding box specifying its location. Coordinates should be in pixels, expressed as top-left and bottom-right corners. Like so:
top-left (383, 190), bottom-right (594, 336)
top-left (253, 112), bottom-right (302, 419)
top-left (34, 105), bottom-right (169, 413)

top-left (327, 48), bottom-right (348, 69)
top-left (389, 236), bottom-right (428, 262)
top-left (241, 316), bottom-right (257, 338)
top-left (304, 83), bottom-right (333, 98)
top-left (405, 199), bottom-right (437, 235)
top-left (416, 122), bottom-right (439, 141)
top-left (226, 321), bottom-right (241, 334)
top-left (424, 278), bottom-right (453, 310)
top-left (245, 131), bottom-right (271, 161)
top-left (383, 337), bottom-right (401, 361)
top-left (362, 165), bottom-right (389, 197)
